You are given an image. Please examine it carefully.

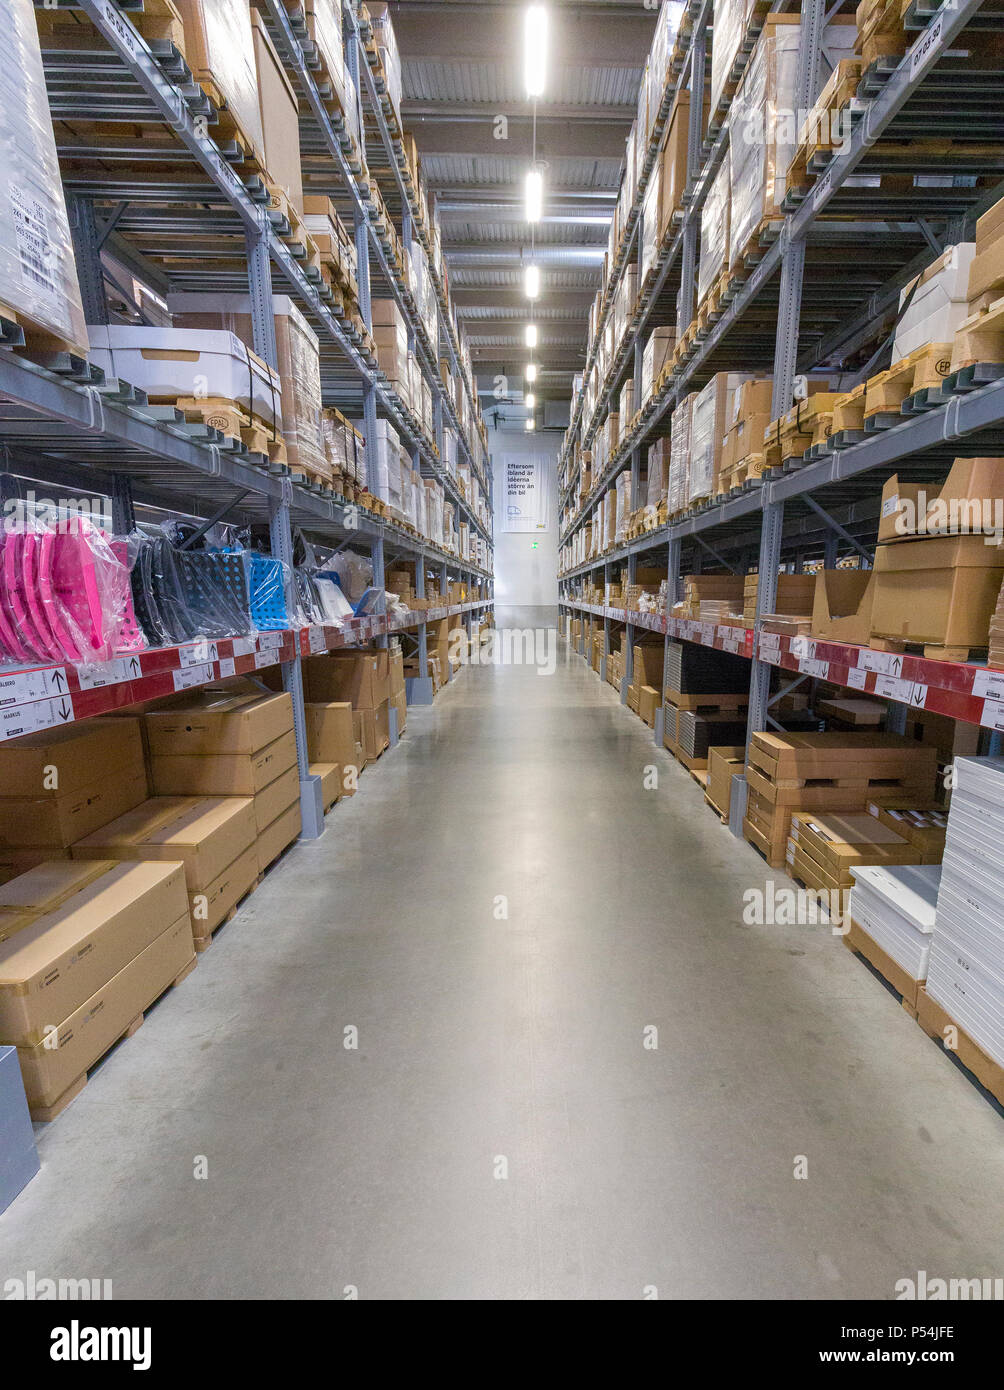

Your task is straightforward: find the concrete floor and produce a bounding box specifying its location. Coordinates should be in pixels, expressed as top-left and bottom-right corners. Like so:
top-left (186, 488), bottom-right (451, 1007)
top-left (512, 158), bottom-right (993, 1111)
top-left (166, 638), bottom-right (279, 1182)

top-left (3, 641), bottom-right (1002, 1299)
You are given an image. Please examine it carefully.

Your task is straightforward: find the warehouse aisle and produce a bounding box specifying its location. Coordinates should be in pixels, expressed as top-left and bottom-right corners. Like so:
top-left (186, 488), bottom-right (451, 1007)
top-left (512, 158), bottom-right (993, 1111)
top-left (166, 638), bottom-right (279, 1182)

top-left (3, 642), bottom-right (1002, 1300)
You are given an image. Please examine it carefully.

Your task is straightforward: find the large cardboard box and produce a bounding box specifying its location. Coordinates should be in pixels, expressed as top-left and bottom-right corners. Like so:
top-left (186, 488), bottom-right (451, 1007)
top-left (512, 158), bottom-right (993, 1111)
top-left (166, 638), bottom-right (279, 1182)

top-left (360, 702), bottom-right (390, 762)
top-left (789, 812), bottom-right (922, 884)
top-left (870, 535), bottom-right (1004, 648)
top-left (707, 746), bottom-right (745, 817)
top-left (175, 0), bottom-right (265, 155)
top-left (253, 764), bottom-right (300, 835)
top-left (302, 650), bottom-right (389, 709)
top-left (810, 570), bottom-right (875, 646)
top-left (878, 459), bottom-right (1004, 543)
top-left (251, 11), bottom-right (303, 212)
top-left (0, 719), bottom-right (143, 799)
top-left (660, 90), bottom-right (692, 230)
top-left (0, 769), bottom-right (148, 852)
top-left (71, 797), bottom-right (257, 932)
top-left (150, 730), bottom-right (298, 796)
top-left (257, 803), bottom-right (301, 874)
top-left (310, 762), bottom-right (343, 808)
top-left (305, 702), bottom-right (356, 767)
top-left (143, 692), bottom-right (293, 757)
top-left (0, 860), bottom-right (189, 1043)
top-left (15, 917), bottom-right (195, 1111)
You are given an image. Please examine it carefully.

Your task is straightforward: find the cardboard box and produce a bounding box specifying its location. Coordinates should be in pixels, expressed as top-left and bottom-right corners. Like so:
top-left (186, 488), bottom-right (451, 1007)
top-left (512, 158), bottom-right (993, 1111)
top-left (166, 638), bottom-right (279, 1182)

top-left (707, 746), bottom-right (745, 817)
top-left (391, 689), bottom-right (407, 736)
top-left (389, 648), bottom-right (406, 697)
top-left (257, 803), bottom-right (301, 874)
top-left (150, 730), bottom-right (297, 797)
top-left (15, 916), bottom-right (194, 1111)
top-left (360, 702), bottom-right (390, 762)
top-left (0, 719), bottom-right (143, 799)
top-left (810, 570), bottom-right (875, 646)
top-left (251, 11), bottom-right (303, 212)
top-left (0, 860), bottom-right (189, 1043)
top-left (790, 811), bottom-right (921, 883)
top-left (639, 686), bottom-right (659, 727)
top-left (302, 650), bottom-right (389, 709)
top-left (310, 762), bottom-right (343, 808)
top-left (71, 796), bottom-right (256, 898)
top-left (174, 0), bottom-right (265, 155)
top-left (867, 800), bottom-right (947, 861)
top-left (194, 845), bottom-right (259, 937)
top-left (253, 764), bottom-right (299, 835)
top-left (878, 460), bottom-right (1004, 543)
top-left (143, 692), bottom-right (293, 757)
top-left (871, 535), bottom-right (1004, 648)
top-left (0, 769), bottom-right (148, 851)
top-left (305, 702), bottom-right (355, 767)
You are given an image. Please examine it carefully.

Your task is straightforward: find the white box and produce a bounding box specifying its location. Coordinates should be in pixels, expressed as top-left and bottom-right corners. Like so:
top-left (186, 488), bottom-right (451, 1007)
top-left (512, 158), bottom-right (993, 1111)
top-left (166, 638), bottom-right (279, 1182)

top-left (892, 244), bottom-right (976, 360)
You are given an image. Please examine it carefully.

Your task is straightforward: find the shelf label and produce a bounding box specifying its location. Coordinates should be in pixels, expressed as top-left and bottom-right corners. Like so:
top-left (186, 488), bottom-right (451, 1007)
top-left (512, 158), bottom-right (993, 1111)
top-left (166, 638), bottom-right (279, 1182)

top-left (874, 675), bottom-right (925, 707)
top-left (180, 639), bottom-right (219, 668)
top-left (790, 636), bottom-right (813, 659)
top-left (909, 11), bottom-right (945, 82)
top-left (256, 632), bottom-right (284, 653)
top-left (232, 637), bottom-right (255, 658)
top-left (218, 658), bottom-right (236, 680)
top-left (699, 622), bottom-right (714, 644)
top-left (173, 662), bottom-right (215, 691)
top-left (846, 667), bottom-right (868, 690)
top-left (798, 657), bottom-right (829, 679)
top-left (0, 667), bottom-right (66, 708)
top-left (972, 669), bottom-right (1004, 702)
top-left (981, 698), bottom-right (1004, 730)
top-left (759, 631), bottom-right (781, 651)
top-left (0, 694), bottom-right (74, 741)
top-left (77, 655), bottom-right (143, 690)
top-left (813, 164), bottom-right (835, 211)
top-left (858, 649), bottom-right (904, 677)
top-left (309, 626), bottom-right (329, 654)
top-left (722, 637), bottom-right (740, 654)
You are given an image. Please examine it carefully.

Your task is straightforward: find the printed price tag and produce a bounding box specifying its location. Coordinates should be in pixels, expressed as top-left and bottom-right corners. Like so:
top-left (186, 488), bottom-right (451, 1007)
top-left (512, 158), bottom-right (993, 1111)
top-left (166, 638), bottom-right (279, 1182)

top-left (722, 637), bottom-right (740, 654)
top-left (972, 669), bottom-right (1004, 701)
top-left (874, 675), bottom-right (920, 705)
top-left (798, 658), bottom-right (829, 679)
top-left (859, 649), bottom-right (904, 676)
top-left (981, 698), bottom-right (1004, 731)
top-left (846, 667), bottom-right (868, 690)
top-left (309, 626), bottom-right (329, 654)
top-left (173, 662), bottom-right (215, 691)
top-left (179, 639), bottom-right (218, 668)
top-left (232, 637), bottom-right (255, 658)
top-left (218, 658), bottom-right (236, 680)
top-left (76, 656), bottom-right (142, 690)
top-left (759, 631), bottom-right (781, 651)
top-left (791, 636), bottom-right (813, 659)
top-left (0, 694), bottom-right (74, 741)
top-left (0, 668), bottom-right (66, 707)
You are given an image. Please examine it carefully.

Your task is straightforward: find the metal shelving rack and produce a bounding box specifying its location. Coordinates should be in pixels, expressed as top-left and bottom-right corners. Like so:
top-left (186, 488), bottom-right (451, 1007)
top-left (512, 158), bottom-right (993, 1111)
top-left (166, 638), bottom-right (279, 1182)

top-left (0, 0), bottom-right (495, 831)
top-left (558, 0), bottom-right (1004, 829)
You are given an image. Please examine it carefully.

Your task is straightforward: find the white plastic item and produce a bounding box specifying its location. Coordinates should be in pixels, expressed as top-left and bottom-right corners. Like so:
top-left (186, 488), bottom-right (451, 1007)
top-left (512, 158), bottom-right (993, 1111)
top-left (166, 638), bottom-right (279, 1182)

top-left (1, 0), bottom-right (88, 353)
top-left (86, 326), bottom-right (283, 427)
top-left (893, 243), bottom-right (976, 360)
top-left (360, 419), bottom-right (402, 509)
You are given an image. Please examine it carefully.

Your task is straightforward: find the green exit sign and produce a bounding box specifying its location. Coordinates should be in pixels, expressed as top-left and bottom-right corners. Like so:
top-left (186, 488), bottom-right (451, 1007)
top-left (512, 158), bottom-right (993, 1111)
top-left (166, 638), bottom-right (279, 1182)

top-left (530, 541), bottom-right (539, 550)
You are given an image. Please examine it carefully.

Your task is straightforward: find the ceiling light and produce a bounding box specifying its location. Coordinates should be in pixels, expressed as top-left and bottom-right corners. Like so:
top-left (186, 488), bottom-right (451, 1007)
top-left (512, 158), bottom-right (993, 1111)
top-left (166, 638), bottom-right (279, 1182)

top-left (524, 263), bottom-right (540, 299)
top-left (524, 6), bottom-right (548, 97)
top-left (525, 363), bottom-right (537, 383)
top-left (525, 323), bottom-right (537, 348)
top-left (526, 393), bottom-right (536, 409)
top-left (525, 168), bottom-right (543, 224)
top-left (525, 417), bottom-right (535, 432)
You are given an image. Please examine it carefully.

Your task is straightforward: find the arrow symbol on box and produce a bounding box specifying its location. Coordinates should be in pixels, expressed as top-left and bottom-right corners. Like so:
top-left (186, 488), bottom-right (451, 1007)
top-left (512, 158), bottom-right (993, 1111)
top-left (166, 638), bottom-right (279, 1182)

top-left (210, 643), bottom-right (218, 660)
top-left (129, 657), bottom-right (140, 676)
top-left (892, 656), bottom-right (902, 674)
top-left (58, 699), bottom-right (72, 721)
top-left (913, 686), bottom-right (925, 706)
top-left (50, 669), bottom-right (65, 691)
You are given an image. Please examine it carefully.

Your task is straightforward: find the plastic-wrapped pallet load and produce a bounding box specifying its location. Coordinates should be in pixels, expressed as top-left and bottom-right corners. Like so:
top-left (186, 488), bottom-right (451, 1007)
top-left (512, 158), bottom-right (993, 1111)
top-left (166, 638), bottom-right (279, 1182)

top-left (729, 15), bottom-right (856, 271)
top-left (1, 0), bottom-right (89, 355)
top-left (646, 438), bottom-right (670, 510)
top-left (698, 156), bottom-right (731, 305)
top-left (169, 294), bottom-right (327, 481)
top-left (642, 328), bottom-right (675, 404)
top-left (660, 90), bottom-right (694, 238)
top-left (689, 374), bottom-right (752, 504)
top-left (668, 393), bottom-right (695, 514)
top-left (365, 420), bottom-right (403, 511)
top-left (615, 473), bottom-right (630, 543)
top-left (709, 0), bottom-right (762, 116)
top-left (368, 3), bottom-right (402, 122)
top-left (175, 0), bottom-right (265, 159)
top-left (251, 11), bottom-right (303, 213)
top-left (925, 757), bottom-right (1004, 1068)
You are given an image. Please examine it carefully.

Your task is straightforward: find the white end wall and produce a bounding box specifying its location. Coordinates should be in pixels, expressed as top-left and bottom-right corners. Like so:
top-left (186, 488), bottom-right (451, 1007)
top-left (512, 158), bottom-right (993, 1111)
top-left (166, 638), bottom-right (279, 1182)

top-left (490, 423), bottom-right (560, 630)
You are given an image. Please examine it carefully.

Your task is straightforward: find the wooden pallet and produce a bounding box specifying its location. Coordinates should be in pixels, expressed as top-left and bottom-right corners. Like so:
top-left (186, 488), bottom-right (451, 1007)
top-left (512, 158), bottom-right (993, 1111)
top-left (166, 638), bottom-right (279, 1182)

top-left (728, 216), bottom-right (783, 278)
top-left (869, 635), bottom-right (988, 664)
top-left (864, 344), bottom-right (953, 420)
top-left (0, 300), bottom-right (89, 365)
top-left (704, 792), bottom-right (730, 823)
top-left (666, 691), bottom-right (749, 713)
top-left (30, 956), bottom-right (198, 1122)
top-left (950, 294), bottom-right (1004, 373)
top-left (915, 987), bottom-right (1004, 1110)
top-left (842, 917), bottom-right (924, 1018)
top-left (171, 396), bottom-right (285, 464)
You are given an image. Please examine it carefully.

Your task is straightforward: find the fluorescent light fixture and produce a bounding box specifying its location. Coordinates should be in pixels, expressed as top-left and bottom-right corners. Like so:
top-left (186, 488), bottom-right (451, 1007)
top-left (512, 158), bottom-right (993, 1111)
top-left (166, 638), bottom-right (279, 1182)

top-left (525, 417), bottom-right (535, 431)
top-left (525, 168), bottom-right (543, 223)
top-left (524, 263), bottom-right (540, 299)
top-left (525, 363), bottom-right (537, 383)
top-left (525, 323), bottom-right (537, 348)
top-left (526, 393), bottom-right (536, 409)
top-left (524, 6), bottom-right (548, 97)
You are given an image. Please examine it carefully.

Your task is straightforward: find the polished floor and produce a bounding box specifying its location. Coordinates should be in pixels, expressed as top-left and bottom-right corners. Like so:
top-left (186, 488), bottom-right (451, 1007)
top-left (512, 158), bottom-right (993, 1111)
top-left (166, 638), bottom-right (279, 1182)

top-left (3, 641), bottom-right (1002, 1299)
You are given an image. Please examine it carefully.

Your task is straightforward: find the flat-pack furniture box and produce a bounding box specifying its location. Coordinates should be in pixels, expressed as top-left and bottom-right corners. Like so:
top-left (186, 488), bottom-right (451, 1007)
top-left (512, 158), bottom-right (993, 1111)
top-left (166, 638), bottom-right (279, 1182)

top-left (251, 11), bottom-right (304, 212)
top-left (1, 0), bottom-right (89, 355)
top-left (144, 692), bottom-right (294, 756)
top-left (706, 746), bottom-right (745, 818)
top-left (168, 294), bottom-right (327, 479)
top-left (71, 796), bottom-right (258, 938)
top-left (150, 731), bottom-right (297, 797)
top-left (86, 326), bottom-right (282, 430)
top-left (870, 535), bottom-right (1004, 649)
top-left (892, 244), bottom-right (975, 360)
top-left (877, 458), bottom-right (1004, 543)
top-left (0, 859), bottom-right (189, 1043)
top-left (306, 702), bottom-right (356, 768)
top-left (175, 0), bottom-right (265, 156)
top-left (811, 569), bottom-right (875, 646)
top-left (302, 650), bottom-right (390, 710)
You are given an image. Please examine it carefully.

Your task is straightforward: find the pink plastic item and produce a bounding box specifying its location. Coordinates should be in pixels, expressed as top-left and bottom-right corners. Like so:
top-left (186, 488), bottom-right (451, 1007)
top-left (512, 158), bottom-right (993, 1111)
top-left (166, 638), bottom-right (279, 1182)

top-left (3, 533), bottom-right (46, 661)
top-left (22, 531), bottom-right (64, 662)
top-left (0, 533), bottom-right (30, 661)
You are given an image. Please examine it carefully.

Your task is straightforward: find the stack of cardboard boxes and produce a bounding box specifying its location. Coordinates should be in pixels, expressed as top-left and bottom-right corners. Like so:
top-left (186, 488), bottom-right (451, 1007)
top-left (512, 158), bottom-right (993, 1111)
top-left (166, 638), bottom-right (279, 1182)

top-left (301, 649), bottom-right (391, 766)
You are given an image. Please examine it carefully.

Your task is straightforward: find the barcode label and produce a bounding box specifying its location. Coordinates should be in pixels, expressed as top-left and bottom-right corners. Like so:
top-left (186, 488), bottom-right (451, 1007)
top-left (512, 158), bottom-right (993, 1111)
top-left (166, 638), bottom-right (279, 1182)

top-left (10, 182), bottom-right (59, 299)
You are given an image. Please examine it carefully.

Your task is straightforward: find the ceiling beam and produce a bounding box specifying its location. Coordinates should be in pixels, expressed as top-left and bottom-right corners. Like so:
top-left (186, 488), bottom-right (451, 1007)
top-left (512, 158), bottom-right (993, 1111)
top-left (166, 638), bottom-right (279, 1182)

top-left (408, 118), bottom-right (629, 161)
top-left (452, 288), bottom-right (596, 310)
top-left (401, 101), bottom-right (633, 124)
top-left (389, 5), bottom-right (657, 67)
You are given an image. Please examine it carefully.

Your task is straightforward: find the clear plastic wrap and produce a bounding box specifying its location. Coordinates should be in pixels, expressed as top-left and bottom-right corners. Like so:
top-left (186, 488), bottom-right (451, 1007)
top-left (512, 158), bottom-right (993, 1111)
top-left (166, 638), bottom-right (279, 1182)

top-left (698, 156), bottom-right (731, 304)
top-left (135, 532), bottom-right (251, 644)
top-left (2, 0), bottom-right (88, 353)
top-left (0, 506), bottom-right (143, 666)
top-left (368, 3), bottom-right (402, 120)
top-left (615, 473), bottom-right (630, 543)
top-left (709, 0), bottom-right (756, 117)
top-left (326, 549), bottom-right (373, 604)
top-left (646, 437), bottom-right (670, 510)
top-left (668, 393), bottom-right (695, 514)
top-left (363, 419), bottom-right (402, 508)
top-left (313, 576), bottom-right (353, 624)
top-left (244, 551), bottom-right (290, 632)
